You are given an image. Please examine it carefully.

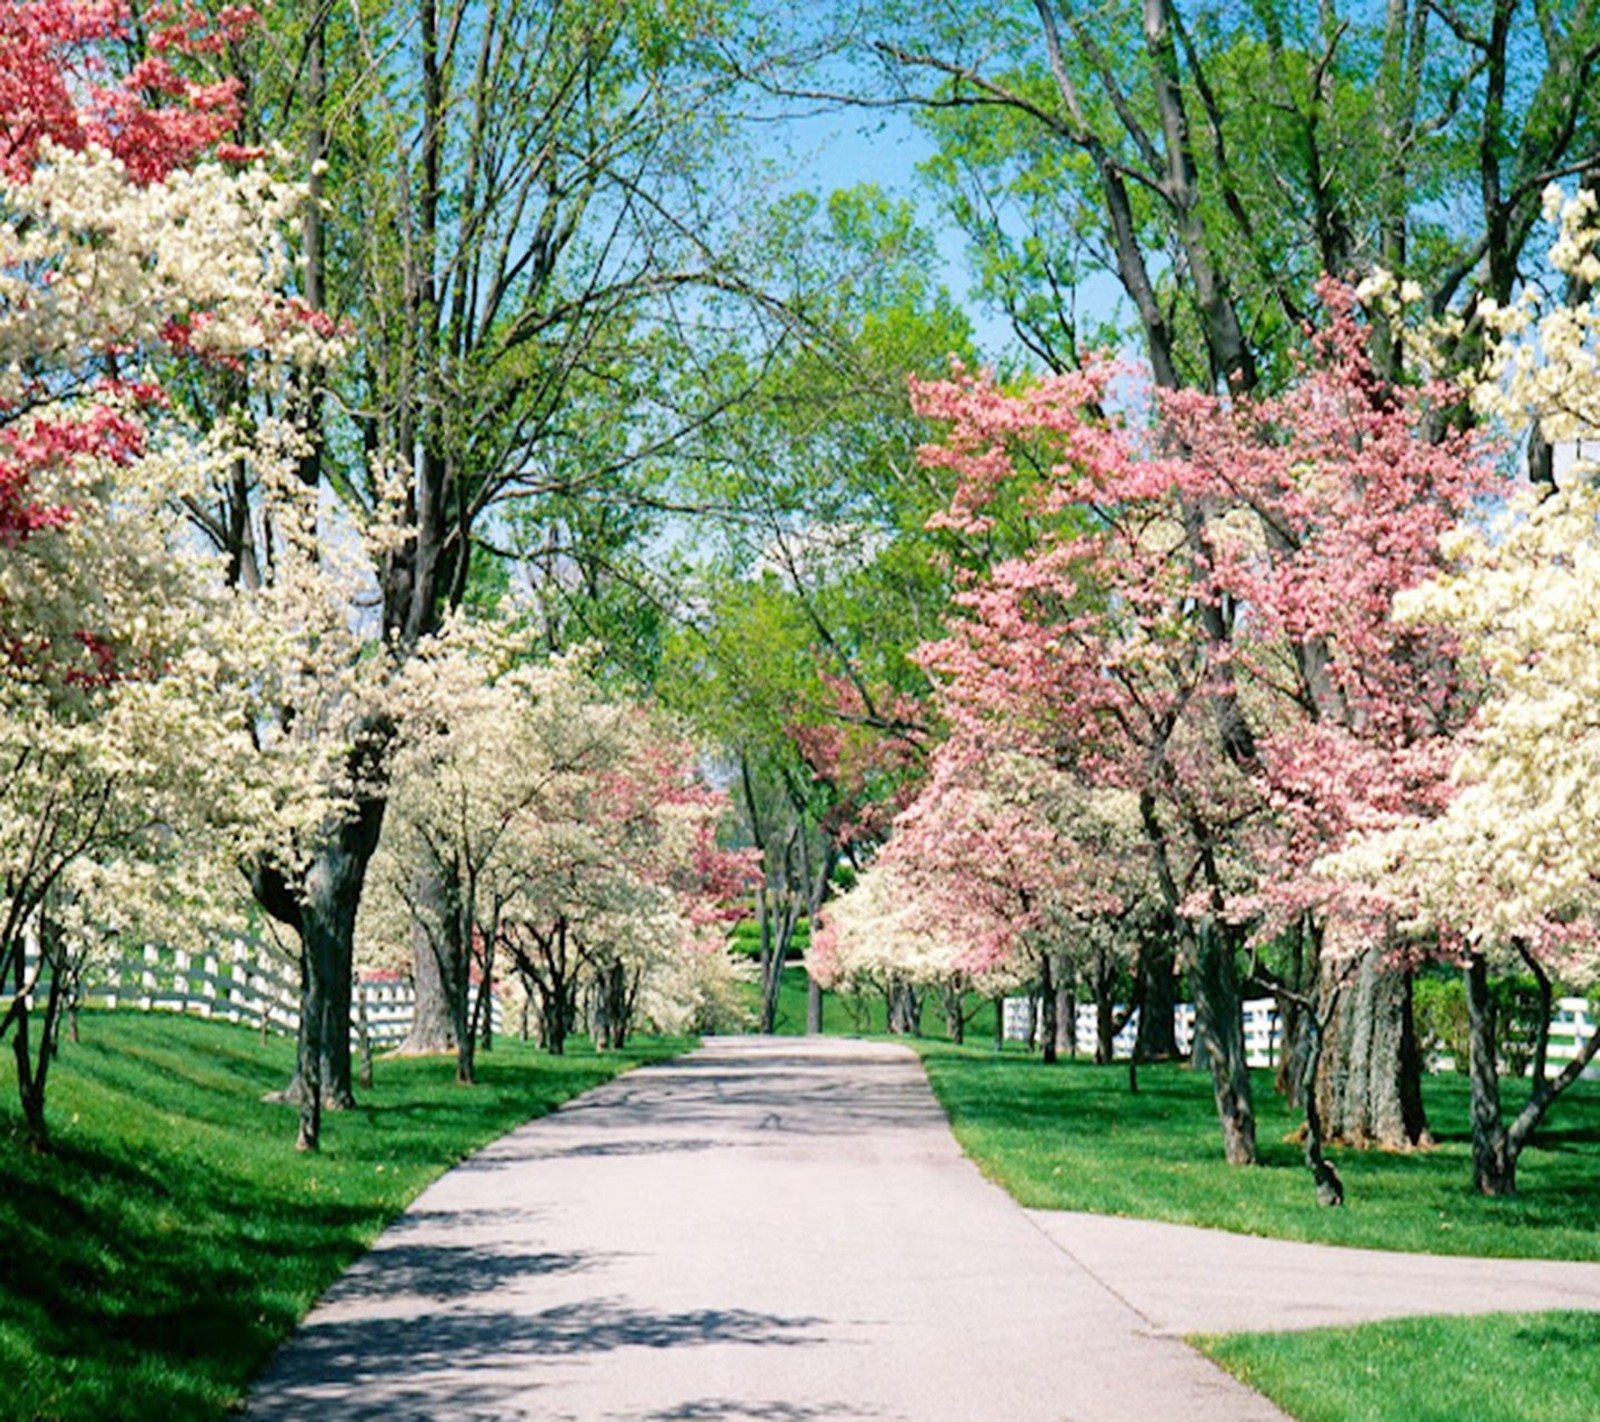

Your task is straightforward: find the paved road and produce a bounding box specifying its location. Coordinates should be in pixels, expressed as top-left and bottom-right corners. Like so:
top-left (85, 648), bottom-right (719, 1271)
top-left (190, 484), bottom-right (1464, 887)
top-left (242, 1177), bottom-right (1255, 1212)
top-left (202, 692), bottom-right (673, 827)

top-left (1031, 1209), bottom-right (1600, 1337)
top-left (248, 1037), bottom-right (1600, 1422)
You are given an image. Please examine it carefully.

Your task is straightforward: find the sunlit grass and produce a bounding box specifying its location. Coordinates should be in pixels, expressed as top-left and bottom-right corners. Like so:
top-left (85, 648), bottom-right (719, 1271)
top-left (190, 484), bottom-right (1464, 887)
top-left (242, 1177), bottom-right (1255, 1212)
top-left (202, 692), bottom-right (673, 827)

top-left (916, 1044), bottom-right (1600, 1422)
top-left (916, 1042), bottom-right (1600, 1258)
top-left (1196, 1311), bottom-right (1600, 1422)
top-left (0, 1010), bottom-right (684, 1420)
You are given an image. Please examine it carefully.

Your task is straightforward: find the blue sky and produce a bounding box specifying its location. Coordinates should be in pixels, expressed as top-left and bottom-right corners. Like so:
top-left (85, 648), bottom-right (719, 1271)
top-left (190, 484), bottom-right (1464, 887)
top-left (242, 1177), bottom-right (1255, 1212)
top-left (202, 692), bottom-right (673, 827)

top-left (761, 99), bottom-right (1023, 361)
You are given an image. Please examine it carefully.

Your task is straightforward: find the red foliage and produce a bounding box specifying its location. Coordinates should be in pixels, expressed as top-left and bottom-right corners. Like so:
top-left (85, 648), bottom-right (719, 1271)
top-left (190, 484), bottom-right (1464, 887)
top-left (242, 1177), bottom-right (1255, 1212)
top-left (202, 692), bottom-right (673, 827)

top-left (908, 295), bottom-right (1493, 942)
top-left (0, 0), bottom-right (253, 183)
top-left (593, 726), bottom-right (759, 934)
top-left (0, 401), bottom-right (153, 548)
top-left (0, 463), bottom-right (71, 546)
top-left (0, 0), bottom-right (264, 678)
top-left (787, 672), bottom-right (924, 848)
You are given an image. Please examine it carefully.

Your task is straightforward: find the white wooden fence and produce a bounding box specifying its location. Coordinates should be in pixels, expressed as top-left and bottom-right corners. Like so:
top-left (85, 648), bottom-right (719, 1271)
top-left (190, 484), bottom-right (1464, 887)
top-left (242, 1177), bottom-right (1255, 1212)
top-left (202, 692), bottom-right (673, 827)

top-left (1003, 995), bottom-right (1599, 1079)
top-left (31, 939), bottom-right (1600, 1077)
top-left (1002, 996), bottom-right (1257, 1059)
top-left (1532, 998), bottom-right (1599, 1079)
top-left (70, 939), bottom-right (500, 1046)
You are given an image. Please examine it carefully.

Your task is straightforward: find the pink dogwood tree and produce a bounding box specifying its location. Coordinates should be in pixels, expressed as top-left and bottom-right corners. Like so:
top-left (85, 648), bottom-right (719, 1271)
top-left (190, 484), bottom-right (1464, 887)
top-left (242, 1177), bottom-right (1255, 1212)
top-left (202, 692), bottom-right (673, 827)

top-left (877, 744), bottom-right (1140, 1055)
top-left (908, 297), bottom-right (1490, 1165)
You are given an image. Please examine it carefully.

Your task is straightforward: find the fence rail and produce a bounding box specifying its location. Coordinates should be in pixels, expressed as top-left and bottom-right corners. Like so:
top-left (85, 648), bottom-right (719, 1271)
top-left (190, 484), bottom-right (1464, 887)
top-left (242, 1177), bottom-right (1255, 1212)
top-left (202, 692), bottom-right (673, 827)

top-left (21, 940), bottom-right (1597, 1078)
top-left (1003, 995), bottom-right (1599, 1079)
top-left (40, 940), bottom-right (501, 1046)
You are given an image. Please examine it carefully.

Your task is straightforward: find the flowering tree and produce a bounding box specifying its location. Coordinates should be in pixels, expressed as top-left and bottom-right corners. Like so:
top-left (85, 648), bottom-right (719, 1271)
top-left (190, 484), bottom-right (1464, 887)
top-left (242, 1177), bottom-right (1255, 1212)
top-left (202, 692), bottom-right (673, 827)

top-left (877, 747), bottom-right (1138, 1051)
top-left (0, 0), bottom-right (263, 623)
top-left (810, 858), bottom-right (1017, 1043)
top-left (832, 748), bottom-right (1145, 1049)
top-left (365, 640), bottom-right (754, 1060)
top-left (0, 3), bottom-right (322, 1146)
top-left (1330, 189), bottom-right (1600, 1194)
top-left (505, 682), bottom-right (755, 1053)
top-left (911, 303), bottom-right (1489, 1164)
top-left (359, 617), bottom-right (558, 1083)
top-left (0, 0), bottom-right (251, 184)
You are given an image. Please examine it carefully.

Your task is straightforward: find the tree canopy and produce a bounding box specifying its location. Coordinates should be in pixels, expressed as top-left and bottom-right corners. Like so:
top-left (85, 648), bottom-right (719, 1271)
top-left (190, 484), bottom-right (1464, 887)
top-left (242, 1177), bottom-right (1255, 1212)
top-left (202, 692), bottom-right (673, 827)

top-left (5, 0), bottom-right (1600, 1203)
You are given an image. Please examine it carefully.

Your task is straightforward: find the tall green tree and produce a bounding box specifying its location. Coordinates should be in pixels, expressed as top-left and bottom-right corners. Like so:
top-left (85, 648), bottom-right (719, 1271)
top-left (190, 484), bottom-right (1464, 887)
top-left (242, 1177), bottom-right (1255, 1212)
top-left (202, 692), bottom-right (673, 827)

top-left (661, 187), bottom-right (980, 1032)
top-left (802, 2), bottom-right (1600, 392)
top-left (186, 0), bottom-right (793, 1143)
top-left (732, 0), bottom-right (1600, 1154)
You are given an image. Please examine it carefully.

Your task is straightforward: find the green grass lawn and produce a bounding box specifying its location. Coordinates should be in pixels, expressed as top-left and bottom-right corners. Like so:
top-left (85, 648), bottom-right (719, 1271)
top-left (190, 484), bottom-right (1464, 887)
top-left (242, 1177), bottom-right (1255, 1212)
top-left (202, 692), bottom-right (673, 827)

top-left (916, 1042), bottom-right (1600, 1259)
top-left (14, 1002), bottom-right (1592, 1422)
top-left (915, 1042), bottom-right (1600, 1422)
top-left (1195, 1311), bottom-right (1600, 1422)
top-left (0, 1010), bottom-right (684, 1421)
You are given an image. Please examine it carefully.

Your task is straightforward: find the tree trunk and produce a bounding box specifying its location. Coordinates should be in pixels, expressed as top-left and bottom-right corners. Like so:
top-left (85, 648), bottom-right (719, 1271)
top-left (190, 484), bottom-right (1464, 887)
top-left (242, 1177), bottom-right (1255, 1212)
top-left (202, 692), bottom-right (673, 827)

top-left (11, 922), bottom-right (67, 1151)
top-left (277, 803), bottom-right (386, 1136)
top-left (295, 1017), bottom-right (321, 1152)
top-left (595, 959), bottom-right (633, 1051)
top-left (1301, 994), bottom-right (1344, 1207)
top-left (1135, 928), bottom-right (1177, 1059)
top-left (393, 860), bottom-right (459, 1055)
top-left (1315, 948), bottom-right (1428, 1149)
top-left (476, 932), bottom-right (496, 1053)
top-left (941, 977), bottom-right (966, 1044)
top-left (1465, 953), bottom-right (1515, 1195)
top-left (296, 858), bottom-right (360, 1109)
top-left (1092, 946), bottom-right (1119, 1064)
top-left (511, 921), bottom-right (575, 1056)
top-left (1277, 999), bottom-right (1310, 1108)
top-left (887, 979), bottom-right (921, 1035)
top-left (756, 882), bottom-right (776, 1033)
top-left (799, 837), bottom-right (835, 1037)
top-left (1039, 952), bottom-right (1058, 1065)
top-left (540, 980), bottom-right (569, 1055)
top-left (356, 988), bottom-right (374, 1091)
top-left (1140, 793), bottom-right (1254, 1162)
top-left (450, 892), bottom-right (474, 1086)
top-left (1463, 948), bottom-right (1600, 1196)
top-left (1272, 916), bottom-right (1313, 1105)
top-left (756, 881), bottom-right (798, 1035)
top-left (1096, 994), bottom-right (1116, 1064)
top-left (1055, 967), bottom-right (1076, 1059)
top-left (743, 759), bottom-right (802, 1037)
top-left (1189, 919), bottom-right (1257, 1165)
top-left (595, 959), bottom-right (630, 1049)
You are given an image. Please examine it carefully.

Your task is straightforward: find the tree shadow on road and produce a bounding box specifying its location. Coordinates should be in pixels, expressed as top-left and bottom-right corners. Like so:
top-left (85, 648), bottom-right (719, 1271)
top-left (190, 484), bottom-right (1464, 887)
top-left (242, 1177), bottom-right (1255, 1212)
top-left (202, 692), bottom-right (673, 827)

top-left (251, 1299), bottom-right (828, 1419)
top-left (529, 1053), bottom-right (947, 1141)
top-left (321, 1242), bottom-right (604, 1304)
top-left (465, 1135), bottom-right (721, 1167)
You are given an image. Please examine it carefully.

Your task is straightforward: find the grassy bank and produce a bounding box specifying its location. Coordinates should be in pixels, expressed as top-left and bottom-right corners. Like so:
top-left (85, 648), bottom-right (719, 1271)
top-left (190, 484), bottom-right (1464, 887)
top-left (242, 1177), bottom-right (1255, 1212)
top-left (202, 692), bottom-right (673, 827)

top-left (916, 1043), bottom-right (1600, 1422)
top-left (1196, 1311), bottom-right (1600, 1422)
top-left (916, 1043), bottom-right (1600, 1258)
top-left (0, 1011), bottom-right (683, 1421)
